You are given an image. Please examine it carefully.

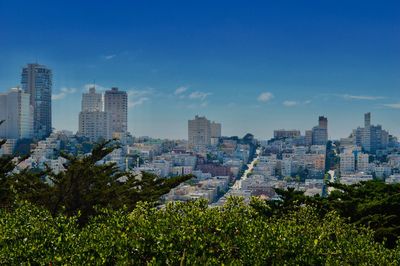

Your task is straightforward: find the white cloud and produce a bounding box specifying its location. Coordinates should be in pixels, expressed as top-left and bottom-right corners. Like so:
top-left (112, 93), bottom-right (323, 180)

top-left (283, 100), bottom-right (298, 107)
top-left (174, 86), bottom-right (188, 95)
top-left (342, 94), bottom-right (384, 100)
top-left (128, 97), bottom-right (149, 108)
top-left (52, 87), bottom-right (77, 100)
top-left (127, 88), bottom-right (154, 108)
top-left (104, 54), bottom-right (116, 60)
top-left (257, 92), bottom-right (274, 102)
top-left (383, 103), bottom-right (400, 109)
top-left (188, 91), bottom-right (211, 101)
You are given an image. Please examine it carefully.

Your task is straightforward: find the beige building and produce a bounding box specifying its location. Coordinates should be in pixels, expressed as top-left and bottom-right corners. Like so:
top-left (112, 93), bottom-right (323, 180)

top-left (188, 115), bottom-right (211, 151)
top-left (104, 87), bottom-right (128, 134)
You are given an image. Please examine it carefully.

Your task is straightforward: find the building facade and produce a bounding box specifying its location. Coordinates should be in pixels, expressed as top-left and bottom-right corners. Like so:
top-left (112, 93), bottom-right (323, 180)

top-left (312, 116), bottom-right (328, 145)
top-left (21, 63), bottom-right (52, 139)
top-left (78, 87), bottom-right (111, 141)
top-left (188, 115), bottom-right (211, 151)
top-left (104, 87), bottom-right (128, 135)
top-left (0, 88), bottom-right (33, 139)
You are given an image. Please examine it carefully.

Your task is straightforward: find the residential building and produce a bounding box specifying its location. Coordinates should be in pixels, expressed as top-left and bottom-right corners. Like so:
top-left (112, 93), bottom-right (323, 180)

top-left (340, 152), bottom-right (355, 174)
top-left (0, 88), bottom-right (33, 139)
top-left (357, 153), bottom-right (369, 172)
top-left (21, 63), bottom-right (52, 139)
top-left (188, 115), bottom-right (211, 151)
top-left (104, 87), bottom-right (128, 134)
top-left (82, 87), bottom-right (103, 111)
top-left (78, 87), bottom-right (111, 141)
top-left (273, 129), bottom-right (301, 139)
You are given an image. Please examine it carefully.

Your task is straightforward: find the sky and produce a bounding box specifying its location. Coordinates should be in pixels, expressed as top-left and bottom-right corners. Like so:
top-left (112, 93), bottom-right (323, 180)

top-left (0, 0), bottom-right (399, 140)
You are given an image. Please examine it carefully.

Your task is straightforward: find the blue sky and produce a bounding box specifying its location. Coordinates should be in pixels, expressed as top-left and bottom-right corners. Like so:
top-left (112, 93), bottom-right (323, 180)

top-left (0, 0), bottom-right (399, 139)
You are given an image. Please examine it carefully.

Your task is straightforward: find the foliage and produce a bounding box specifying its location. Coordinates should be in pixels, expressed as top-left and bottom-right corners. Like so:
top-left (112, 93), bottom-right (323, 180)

top-left (0, 140), bottom-right (192, 224)
top-left (270, 180), bottom-right (400, 248)
top-left (0, 199), bottom-right (399, 265)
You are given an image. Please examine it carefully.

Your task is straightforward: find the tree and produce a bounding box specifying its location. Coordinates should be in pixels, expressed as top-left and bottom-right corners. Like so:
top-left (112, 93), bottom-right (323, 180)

top-left (2, 139), bottom-right (192, 224)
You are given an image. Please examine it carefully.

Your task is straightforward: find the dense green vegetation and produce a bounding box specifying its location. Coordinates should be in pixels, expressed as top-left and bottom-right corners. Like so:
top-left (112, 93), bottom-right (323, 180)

top-left (2, 120), bottom-right (400, 264)
top-left (270, 181), bottom-right (400, 248)
top-left (1, 199), bottom-right (399, 265)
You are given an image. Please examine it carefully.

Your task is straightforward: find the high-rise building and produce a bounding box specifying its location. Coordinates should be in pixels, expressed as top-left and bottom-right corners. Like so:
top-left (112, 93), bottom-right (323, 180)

top-left (104, 87), bottom-right (128, 135)
top-left (210, 121), bottom-right (222, 146)
top-left (210, 122), bottom-right (222, 138)
top-left (82, 87), bottom-right (103, 111)
top-left (364, 112), bottom-right (371, 127)
top-left (305, 130), bottom-right (313, 146)
top-left (188, 115), bottom-right (211, 151)
top-left (78, 87), bottom-right (111, 142)
top-left (21, 63), bottom-right (52, 139)
top-left (311, 116), bottom-right (328, 145)
top-left (355, 113), bottom-right (388, 154)
top-left (318, 116), bottom-right (328, 129)
top-left (78, 111), bottom-right (110, 142)
top-left (0, 88), bottom-right (33, 139)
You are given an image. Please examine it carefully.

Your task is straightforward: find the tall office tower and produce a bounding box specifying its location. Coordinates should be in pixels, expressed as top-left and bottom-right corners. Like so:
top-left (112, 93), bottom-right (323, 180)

top-left (21, 63), bottom-right (52, 139)
top-left (82, 87), bottom-right (103, 111)
top-left (78, 87), bottom-right (110, 142)
top-left (312, 116), bottom-right (328, 145)
top-left (318, 116), bottom-right (328, 129)
top-left (364, 112), bottom-right (371, 127)
top-left (188, 115), bottom-right (211, 151)
top-left (104, 87), bottom-right (128, 135)
top-left (0, 88), bottom-right (33, 139)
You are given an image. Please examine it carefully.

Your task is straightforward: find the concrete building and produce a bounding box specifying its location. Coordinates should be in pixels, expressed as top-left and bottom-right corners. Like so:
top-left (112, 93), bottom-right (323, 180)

top-left (21, 63), bottom-right (52, 139)
top-left (305, 130), bottom-right (313, 146)
top-left (312, 116), bottom-right (328, 145)
top-left (273, 129), bottom-right (301, 139)
top-left (355, 113), bottom-right (389, 154)
top-left (104, 87), bottom-right (128, 135)
top-left (78, 111), bottom-right (111, 142)
top-left (82, 87), bottom-right (103, 111)
top-left (78, 87), bottom-right (110, 141)
top-left (357, 153), bottom-right (369, 172)
top-left (0, 88), bottom-right (33, 139)
top-left (188, 115), bottom-right (211, 151)
top-left (340, 152), bottom-right (355, 174)
top-left (210, 121), bottom-right (222, 146)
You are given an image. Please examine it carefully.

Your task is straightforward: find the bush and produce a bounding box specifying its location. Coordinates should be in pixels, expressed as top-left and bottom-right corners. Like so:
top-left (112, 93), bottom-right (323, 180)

top-left (0, 198), bottom-right (399, 265)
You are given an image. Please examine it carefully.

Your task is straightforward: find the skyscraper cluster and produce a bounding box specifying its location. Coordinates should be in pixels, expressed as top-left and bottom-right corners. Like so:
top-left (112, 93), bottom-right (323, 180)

top-left (78, 87), bottom-right (128, 142)
top-left (0, 63), bottom-right (52, 141)
top-left (353, 113), bottom-right (389, 153)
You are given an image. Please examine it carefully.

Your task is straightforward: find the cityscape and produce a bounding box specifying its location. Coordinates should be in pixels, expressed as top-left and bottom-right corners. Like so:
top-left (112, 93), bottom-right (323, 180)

top-left (1, 62), bottom-right (399, 205)
top-left (1, 1), bottom-right (400, 264)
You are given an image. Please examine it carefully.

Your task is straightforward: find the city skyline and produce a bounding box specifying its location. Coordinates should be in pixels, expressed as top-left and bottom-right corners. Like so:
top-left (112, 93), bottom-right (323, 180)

top-left (0, 1), bottom-right (399, 139)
